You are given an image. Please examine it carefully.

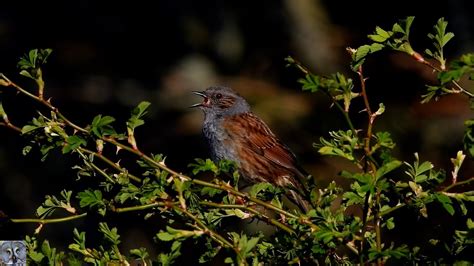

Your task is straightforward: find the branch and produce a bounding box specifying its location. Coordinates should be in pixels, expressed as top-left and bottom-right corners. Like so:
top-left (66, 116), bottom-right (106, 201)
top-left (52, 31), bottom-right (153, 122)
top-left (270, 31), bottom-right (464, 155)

top-left (0, 121), bottom-right (21, 133)
top-left (173, 205), bottom-right (235, 249)
top-left (113, 202), bottom-right (170, 213)
top-left (104, 137), bottom-right (320, 230)
top-left (287, 57), bottom-right (357, 135)
top-left (412, 54), bottom-right (474, 98)
top-left (2, 72), bottom-right (319, 232)
top-left (10, 213), bottom-right (87, 224)
top-left (1, 74), bottom-right (87, 133)
top-left (442, 176), bottom-right (474, 192)
top-left (78, 147), bottom-right (141, 182)
top-left (76, 149), bottom-right (116, 183)
top-left (200, 201), bottom-right (295, 235)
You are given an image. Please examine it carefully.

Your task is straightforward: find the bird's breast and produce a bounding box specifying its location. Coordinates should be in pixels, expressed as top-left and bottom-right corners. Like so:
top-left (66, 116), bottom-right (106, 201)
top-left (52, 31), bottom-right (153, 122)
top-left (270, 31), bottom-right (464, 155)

top-left (202, 118), bottom-right (239, 164)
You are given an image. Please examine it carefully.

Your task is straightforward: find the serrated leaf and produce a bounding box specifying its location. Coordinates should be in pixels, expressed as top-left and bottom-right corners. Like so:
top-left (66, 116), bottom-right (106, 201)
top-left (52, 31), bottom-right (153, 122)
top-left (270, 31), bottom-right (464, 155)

top-left (22, 145), bottom-right (33, 156)
top-left (99, 222), bottom-right (121, 245)
top-left (435, 193), bottom-right (455, 215)
top-left (249, 182), bottom-right (275, 197)
top-left (19, 70), bottom-right (34, 79)
top-left (77, 190), bottom-right (106, 215)
top-left (127, 101), bottom-right (151, 131)
top-left (386, 217), bottom-right (395, 230)
top-left (442, 32), bottom-right (455, 46)
top-left (157, 231), bottom-right (174, 242)
top-left (376, 160), bottom-right (402, 179)
top-left (62, 135), bottom-right (87, 154)
top-left (368, 34), bottom-right (388, 43)
top-left (375, 26), bottom-right (391, 39)
top-left (130, 247), bottom-right (149, 259)
top-left (90, 114), bottom-right (116, 137)
top-left (224, 209), bottom-right (250, 219)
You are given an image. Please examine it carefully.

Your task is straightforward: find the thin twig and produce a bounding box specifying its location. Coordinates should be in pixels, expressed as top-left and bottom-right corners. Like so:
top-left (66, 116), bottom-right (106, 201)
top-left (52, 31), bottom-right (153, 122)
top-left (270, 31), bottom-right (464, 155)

top-left (442, 176), bottom-right (474, 192)
top-left (114, 202), bottom-right (170, 213)
top-left (200, 201), bottom-right (295, 235)
top-left (104, 137), bottom-right (319, 229)
top-left (2, 76), bottom-right (87, 133)
top-left (357, 64), bottom-right (383, 265)
top-left (288, 58), bottom-right (358, 135)
top-left (416, 56), bottom-right (474, 98)
top-left (0, 121), bottom-right (21, 133)
top-left (10, 213), bottom-right (87, 224)
top-left (173, 205), bottom-right (234, 249)
top-left (2, 73), bottom-right (319, 233)
top-left (78, 147), bottom-right (141, 182)
top-left (77, 149), bottom-right (116, 183)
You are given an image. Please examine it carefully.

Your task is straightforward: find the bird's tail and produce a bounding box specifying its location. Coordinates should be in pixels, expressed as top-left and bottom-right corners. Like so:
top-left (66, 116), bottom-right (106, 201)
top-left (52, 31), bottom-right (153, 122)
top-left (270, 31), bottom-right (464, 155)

top-left (288, 190), bottom-right (311, 213)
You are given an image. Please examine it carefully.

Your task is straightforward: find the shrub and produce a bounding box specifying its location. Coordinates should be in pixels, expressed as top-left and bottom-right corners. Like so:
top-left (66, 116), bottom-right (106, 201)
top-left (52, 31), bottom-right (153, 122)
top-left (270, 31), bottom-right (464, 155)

top-left (0, 16), bottom-right (473, 265)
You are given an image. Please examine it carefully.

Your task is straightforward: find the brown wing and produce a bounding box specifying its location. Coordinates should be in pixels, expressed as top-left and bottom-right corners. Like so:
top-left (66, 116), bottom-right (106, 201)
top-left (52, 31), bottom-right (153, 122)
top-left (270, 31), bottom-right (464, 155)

top-left (223, 112), bottom-right (305, 178)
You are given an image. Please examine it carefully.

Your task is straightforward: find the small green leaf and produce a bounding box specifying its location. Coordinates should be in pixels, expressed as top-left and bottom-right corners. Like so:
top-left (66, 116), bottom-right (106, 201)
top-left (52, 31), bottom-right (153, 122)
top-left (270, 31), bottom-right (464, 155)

top-left (157, 231), bottom-right (174, 242)
top-left (21, 125), bottom-right (39, 134)
top-left (249, 182), bottom-right (277, 198)
top-left (376, 160), bottom-right (402, 179)
top-left (99, 222), bottom-right (121, 245)
top-left (90, 115), bottom-right (116, 137)
top-left (62, 135), bottom-right (87, 154)
top-left (435, 193), bottom-right (455, 215)
top-left (77, 189), bottom-right (106, 215)
top-left (188, 158), bottom-right (219, 175)
top-left (157, 226), bottom-right (203, 242)
top-left (22, 145), bottom-right (33, 156)
top-left (386, 217), bottom-right (395, 230)
top-left (130, 247), bottom-right (149, 260)
top-left (127, 101), bottom-right (151, 131)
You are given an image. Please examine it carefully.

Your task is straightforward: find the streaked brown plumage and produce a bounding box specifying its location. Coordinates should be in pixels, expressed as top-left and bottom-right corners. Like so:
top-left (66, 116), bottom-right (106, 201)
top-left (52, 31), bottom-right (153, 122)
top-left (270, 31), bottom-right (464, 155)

top-left (192, 86), bottom-right (310, 212)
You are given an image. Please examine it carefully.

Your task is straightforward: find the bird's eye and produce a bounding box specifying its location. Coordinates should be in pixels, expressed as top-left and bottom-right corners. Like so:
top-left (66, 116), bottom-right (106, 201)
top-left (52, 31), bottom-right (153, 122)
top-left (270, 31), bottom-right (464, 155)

top-left (215, 93), bottom-right (222, 99)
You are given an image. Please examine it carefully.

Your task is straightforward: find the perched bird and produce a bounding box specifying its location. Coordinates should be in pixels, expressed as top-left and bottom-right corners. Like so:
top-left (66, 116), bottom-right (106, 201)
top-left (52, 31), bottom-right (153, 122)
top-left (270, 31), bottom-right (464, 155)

top-left (192, 86), bottom-right (311, 212)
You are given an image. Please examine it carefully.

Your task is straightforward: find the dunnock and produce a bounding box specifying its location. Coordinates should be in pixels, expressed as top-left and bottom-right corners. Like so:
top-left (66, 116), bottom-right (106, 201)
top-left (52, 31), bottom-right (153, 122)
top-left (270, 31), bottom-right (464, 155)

top-left (192, 86), bottom-right (311, 212)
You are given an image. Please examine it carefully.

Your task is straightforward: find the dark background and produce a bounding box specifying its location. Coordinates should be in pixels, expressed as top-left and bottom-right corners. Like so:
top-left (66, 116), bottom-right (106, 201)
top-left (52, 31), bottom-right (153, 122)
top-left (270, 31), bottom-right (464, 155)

top-left (0, 0), bottom-right (473, 261)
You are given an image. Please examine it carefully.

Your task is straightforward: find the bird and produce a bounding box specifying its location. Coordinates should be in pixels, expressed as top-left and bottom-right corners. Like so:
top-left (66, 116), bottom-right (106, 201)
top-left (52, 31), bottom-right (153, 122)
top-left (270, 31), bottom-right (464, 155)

top-left (191, 86), bottom-right (311, 212)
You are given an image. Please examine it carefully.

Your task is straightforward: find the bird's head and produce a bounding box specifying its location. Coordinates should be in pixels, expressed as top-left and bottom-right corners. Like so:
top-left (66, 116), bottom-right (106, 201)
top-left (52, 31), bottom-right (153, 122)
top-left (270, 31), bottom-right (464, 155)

top-left (191, 86), bottom-right (250, 117)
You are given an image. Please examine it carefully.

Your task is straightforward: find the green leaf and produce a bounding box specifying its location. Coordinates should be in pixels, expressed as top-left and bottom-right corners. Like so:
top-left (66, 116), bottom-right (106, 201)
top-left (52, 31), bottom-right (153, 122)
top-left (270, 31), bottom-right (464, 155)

top-left (21, 124), bottom-right (39, 134)
top-left (224, 209), bottom-right (251, 219)
top-left (316, 130), bottom-right (358, 161)
top-left (157, 226), bottom-right (203, 242)
top-left (201, 186), bottom-right (224, 197)
top-left (188, 158), bottom-right (219, 175)
top-left (28, 49), bottom-right (38, 66)
top-left (376, 160), bottom-right (402, 179)
top-left (77, 189), bottom-right (106, 215)
top-left (386, 217), bottom-right (395, 230)
top-left (343, 191), bottom-right (364, 206)
top-left (17, 49), bottom-right (52, 80)
top-left (157, 231), bottom-right (174, 242)
top-left (90, 115), bottom-right (116, 137)
top-left (435, 193), bottom-right (455, 215)
top-left (127, 101), bottom-right (151, 131)
top-left (0, 102), bottom-right (5, 117)
top-left (249, 182), bottom-right (278, 198)
top-left (465, 119), bottom-right (474, 157)
top-left (352, 43), bottom-right (385, 68)
top-left (62, 135), bottom-right (87, 154)
top-left (99, 222), bottom-right (121, 245)
top-left (375, 131), bottom-right (395, 149)
top-left (157, 241), bottom-right (182, 266)
top-left (130, 247), bottom-right (149, 260)
top-left (28, 251), bottom-right (45, 263)
top-left (36, 190), bottom-right (75, 218)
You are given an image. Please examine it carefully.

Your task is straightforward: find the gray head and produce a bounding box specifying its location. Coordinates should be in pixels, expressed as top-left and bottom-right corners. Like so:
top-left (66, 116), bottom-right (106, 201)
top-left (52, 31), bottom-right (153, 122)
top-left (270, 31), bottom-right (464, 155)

top-left (191, 86), bottom-right (250, 118)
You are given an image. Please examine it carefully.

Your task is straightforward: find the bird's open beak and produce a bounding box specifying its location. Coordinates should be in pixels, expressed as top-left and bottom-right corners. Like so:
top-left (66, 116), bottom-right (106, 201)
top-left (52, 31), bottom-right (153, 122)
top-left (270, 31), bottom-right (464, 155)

top-left (190, 91), bottom-right (210, 108)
